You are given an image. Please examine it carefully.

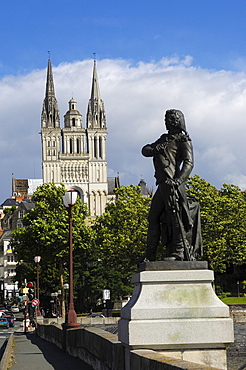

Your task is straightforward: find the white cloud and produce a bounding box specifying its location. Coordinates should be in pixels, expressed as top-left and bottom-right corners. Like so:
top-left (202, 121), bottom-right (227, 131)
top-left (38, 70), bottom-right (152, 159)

top-left (1, 56), bottom-right (246, 201)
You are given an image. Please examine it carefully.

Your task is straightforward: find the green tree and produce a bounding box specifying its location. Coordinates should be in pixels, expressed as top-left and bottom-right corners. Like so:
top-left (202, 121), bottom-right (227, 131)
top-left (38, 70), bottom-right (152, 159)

top-left (93, 185), bottom-right (150, 300)
top-left (11, 183), bottom-right (96, 311)
top-left (186, 175), bottom-right (246, 272)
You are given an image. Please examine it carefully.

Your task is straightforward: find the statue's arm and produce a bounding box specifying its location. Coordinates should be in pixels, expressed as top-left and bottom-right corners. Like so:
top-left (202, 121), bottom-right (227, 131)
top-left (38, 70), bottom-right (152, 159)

top-left (142, 137), bottom-right (165, 157)
top-left (175, 140), bottom-right (194, 184)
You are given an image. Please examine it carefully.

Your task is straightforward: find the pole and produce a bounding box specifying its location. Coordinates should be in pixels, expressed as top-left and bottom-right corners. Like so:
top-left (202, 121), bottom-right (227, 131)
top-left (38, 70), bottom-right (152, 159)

top-left (63, 205), bottom-right (80, 329)
top-left (36, 262), bottom-right (41, 316)
top-left (237, 281), bottom-right (240, 298)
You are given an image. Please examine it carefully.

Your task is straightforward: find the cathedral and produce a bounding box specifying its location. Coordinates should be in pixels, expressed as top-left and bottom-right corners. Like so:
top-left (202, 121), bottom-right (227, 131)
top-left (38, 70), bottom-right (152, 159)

top-left (41, 59), bottom-right (117, 216)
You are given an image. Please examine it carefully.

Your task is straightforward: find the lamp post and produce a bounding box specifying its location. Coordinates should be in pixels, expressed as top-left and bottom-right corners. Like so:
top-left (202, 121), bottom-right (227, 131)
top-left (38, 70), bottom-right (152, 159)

top-left (54, 292), bottom-right (58, 316)
top-left (103, 288), bottom-right (111, 317)
top-left (57, 290), bottom-right (62, 317)
top-left (62, 190), bottom-right (80, 329)
top-left (34, 256), bottom-right (41, 316)
top-left (51, 292), bottom-right (55, 315)
top-left (64, 283), bottom-right (69, 314)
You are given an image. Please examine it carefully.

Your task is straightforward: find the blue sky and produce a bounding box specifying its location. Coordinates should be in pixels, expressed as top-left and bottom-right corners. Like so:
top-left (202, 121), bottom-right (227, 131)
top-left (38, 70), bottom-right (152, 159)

top-left (1, 0), bottom-right (246, 202)
top-left (1, 1), bottom-right (246, 75)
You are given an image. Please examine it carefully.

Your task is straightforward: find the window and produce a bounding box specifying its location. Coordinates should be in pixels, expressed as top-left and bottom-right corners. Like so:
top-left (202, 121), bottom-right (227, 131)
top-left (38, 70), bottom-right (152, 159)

top-left (77, 138), bottom-right (80, 154)
top-left (17, 221), bottom-right (23, 228)
top-left (99, 137), bottom-right (102, 158)
top-left (7, 269), bottom-right (16, 276)
top-left (7, 256), bottom-right (14, 263)
top-left (94, 137), bottom-right (97, 158)
top-left (72, 118), bottom-right (76, 126)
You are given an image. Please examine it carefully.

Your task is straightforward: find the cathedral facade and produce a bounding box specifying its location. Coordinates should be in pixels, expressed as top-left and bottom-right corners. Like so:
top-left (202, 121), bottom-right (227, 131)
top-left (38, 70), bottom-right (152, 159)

top-left (41, 59), bottom-right (111, 216)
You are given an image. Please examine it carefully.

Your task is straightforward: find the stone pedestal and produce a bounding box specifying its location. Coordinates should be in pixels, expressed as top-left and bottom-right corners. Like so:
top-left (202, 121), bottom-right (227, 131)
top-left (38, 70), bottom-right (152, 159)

top-left (118, 261), bottom-right (234, 370)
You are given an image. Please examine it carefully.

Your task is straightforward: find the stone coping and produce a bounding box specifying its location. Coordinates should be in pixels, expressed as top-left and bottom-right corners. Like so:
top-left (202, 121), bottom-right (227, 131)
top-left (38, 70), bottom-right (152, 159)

top-left (132, 269), bottom-right (214, 283)
top-left (138, 261), bottom-right (208, 272)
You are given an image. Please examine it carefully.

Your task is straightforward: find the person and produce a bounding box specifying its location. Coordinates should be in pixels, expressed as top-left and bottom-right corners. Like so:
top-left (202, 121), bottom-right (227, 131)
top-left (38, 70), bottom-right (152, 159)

top-left (138, 109), bottom-right (197, 262)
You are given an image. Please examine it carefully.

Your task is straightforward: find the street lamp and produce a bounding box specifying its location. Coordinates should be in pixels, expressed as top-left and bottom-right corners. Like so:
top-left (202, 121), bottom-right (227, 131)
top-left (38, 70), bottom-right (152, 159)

top-left (34, 256), bottom-right (41, 316)
top-left (57, 290), bottom-right (62, 317)
top-left (62, 191), bottom-right (80, 329)
top-left (103, 288), bottom-right (111, 317)
top-left (64, 283), bottom-right (69, 314)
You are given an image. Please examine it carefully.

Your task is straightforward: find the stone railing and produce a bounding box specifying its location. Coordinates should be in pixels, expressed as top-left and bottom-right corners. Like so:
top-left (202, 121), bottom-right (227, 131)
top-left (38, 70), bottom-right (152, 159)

top-left (37, 323), bottom-right (221, 370)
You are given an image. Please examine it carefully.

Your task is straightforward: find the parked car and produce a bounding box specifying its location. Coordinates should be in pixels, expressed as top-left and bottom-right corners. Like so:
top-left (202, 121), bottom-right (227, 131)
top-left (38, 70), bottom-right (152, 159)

top-left (0, 317), bottom-right (9, 329)
top-left (0, 310), bottom-right (7, 317)
top-left (5, 311), bottom-right (15, 319)
top-left (11, 306), bottom-right (19, 313)
top-left (3, 312), bottom-right (15, 327)
top-left (87, 313), bottom-right (105, 318)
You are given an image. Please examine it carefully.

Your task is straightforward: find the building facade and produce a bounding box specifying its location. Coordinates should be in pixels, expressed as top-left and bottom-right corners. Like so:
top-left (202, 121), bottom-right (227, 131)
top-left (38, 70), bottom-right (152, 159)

top-left (41, 59), bottom-right (109, 216)
top-left (0, 198), bottom-right (35, 302)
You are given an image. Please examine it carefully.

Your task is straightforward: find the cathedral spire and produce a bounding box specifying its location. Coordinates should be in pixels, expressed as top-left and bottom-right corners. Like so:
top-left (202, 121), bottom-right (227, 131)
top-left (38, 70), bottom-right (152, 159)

top-left (90, 59), bottom-right (101, 103)
top-left (45, 58), bottom-right (55, 98)
top-left (86, 59), bottom-right (106, 129)
top-left (41, 58), bottom-right (60, 128)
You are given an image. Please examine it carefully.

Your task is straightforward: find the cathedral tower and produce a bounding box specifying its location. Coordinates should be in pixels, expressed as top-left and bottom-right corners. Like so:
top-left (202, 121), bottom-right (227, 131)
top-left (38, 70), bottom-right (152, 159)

top-left (41, 58), bottom-right (61, 183)
top-left (86, 59), bottom-right (108, 215)
top-left (41, 58), bottom-right (109, 216)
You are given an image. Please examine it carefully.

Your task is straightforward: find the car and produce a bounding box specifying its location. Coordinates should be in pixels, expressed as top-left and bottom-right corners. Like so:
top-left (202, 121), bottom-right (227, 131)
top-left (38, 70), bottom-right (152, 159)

top-left (3, 312), bottom-right (15, 327)
top-left (0, 310), bottom-right (7, 317)
top-left (11, 306), bottom-right (19, 313)
top-left (87, 313), bottom-right (105, 318)
top-left (0, 317), bottom-right (9, 329)
top-left (5, 311), bottom-right (15, 319)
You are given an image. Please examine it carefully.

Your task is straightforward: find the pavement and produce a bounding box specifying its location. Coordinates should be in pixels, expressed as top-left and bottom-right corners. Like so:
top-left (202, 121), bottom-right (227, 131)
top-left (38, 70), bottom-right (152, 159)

top-left (10, 331), bottom-right (93, 370)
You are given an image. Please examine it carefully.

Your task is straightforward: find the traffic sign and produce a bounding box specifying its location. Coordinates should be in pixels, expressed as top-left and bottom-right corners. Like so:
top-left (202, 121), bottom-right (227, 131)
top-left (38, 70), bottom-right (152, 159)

top-left (31, 298), bottom-right (40, 306)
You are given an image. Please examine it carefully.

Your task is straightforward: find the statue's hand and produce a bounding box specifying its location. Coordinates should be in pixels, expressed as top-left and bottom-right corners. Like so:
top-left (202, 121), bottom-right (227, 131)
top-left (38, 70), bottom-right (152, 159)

top-left (165, 178), bottom-right (182, 188)
top-left (154, 143), bottom-right (166, 153)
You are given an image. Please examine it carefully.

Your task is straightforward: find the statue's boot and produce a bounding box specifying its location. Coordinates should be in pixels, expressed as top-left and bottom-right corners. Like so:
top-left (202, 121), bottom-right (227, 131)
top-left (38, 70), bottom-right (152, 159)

top-left (136, 228), bottom-right (160, 264)
top-left (168, 215), bottom-right (186, 261)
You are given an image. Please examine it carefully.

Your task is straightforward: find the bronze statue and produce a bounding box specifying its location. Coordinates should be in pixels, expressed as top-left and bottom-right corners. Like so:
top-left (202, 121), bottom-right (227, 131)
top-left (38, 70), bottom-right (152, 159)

top-left (138, 109), bottom-right (202, 263)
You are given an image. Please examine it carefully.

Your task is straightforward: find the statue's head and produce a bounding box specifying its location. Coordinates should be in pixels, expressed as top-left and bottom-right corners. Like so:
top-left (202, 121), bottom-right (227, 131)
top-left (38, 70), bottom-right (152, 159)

top-left (165, 109), bottom-right (186, 133)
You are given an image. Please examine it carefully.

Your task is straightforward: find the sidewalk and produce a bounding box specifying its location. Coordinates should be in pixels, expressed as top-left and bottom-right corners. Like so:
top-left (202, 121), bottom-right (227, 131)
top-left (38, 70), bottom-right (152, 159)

top-left (11, 331), bottom-right (93, 370)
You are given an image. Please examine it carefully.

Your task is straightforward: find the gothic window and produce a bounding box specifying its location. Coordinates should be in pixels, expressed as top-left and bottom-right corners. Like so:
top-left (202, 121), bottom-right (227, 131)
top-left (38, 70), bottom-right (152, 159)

top-left (53, 141), bottom-right (56, 147)
top-left (94, 137), bottom-right (97, 158)
top-left (77, 138), bottom-right (80, 154)
top-left (99, 137), bottom-right (102, 158)
top-left (72, 118), bottom-right (76, 126)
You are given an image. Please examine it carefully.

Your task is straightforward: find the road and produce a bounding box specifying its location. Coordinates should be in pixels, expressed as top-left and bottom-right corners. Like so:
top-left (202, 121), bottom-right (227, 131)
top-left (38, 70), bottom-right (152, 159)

top-left (0, 312), bottom-right (23, 359)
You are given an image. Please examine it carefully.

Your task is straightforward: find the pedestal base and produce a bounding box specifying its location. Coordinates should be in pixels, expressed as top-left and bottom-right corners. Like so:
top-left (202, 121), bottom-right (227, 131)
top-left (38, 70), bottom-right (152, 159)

top-left (118, 261), bottom-right (234, 370)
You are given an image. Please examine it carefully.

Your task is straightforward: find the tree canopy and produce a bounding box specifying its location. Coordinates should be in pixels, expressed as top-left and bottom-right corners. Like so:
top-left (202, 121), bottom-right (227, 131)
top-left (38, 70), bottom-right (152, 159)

top-left (186, 175), bottom-right (246, 272)
top-left (92, 185), bottom-right (150, 300)
top-left (10, 177), bottom-right (246, 309)
top-left (11, 183), bottom-right (95, 310)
